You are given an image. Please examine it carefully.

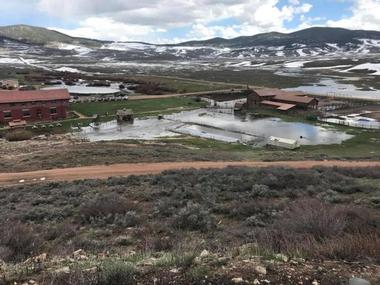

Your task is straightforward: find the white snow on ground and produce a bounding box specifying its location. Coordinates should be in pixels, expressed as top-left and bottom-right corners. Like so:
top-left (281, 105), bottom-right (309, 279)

top-left (101, 42), bottom-right (151, 51)
top-left (304, 65), bottom-right (352, 70)
top-left (284, 61), bottom-right (311, 68)
top-left (0, 57), bottom-right (23, 64)
top-left (276, 51), bottom-right (284, 57)
top-left (55, 67), bottom-right (83, 73)
top-left (345, 63), bottom-right (380, 75)
top-left (230, 61), bottom-right (266, 67)
top-left (0, 57), bottom-right (46, 69)
top-left (55, 43), bottom-right (93, 55)
top-left (326, 43), bottom-right (339, 50)
top-left (358, 39), bottom-right (380, 47)
top-left (296, 49), bottom-right (307, 57)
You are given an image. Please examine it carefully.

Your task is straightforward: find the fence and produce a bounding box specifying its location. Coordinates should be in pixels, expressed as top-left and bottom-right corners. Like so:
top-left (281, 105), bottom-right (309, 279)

top-left (319, 118), bottom-right (380, 130)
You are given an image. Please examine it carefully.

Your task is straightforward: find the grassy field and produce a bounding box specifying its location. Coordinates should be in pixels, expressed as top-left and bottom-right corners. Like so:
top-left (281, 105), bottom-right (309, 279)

top-left (70, 97), bottom-right (206, 117)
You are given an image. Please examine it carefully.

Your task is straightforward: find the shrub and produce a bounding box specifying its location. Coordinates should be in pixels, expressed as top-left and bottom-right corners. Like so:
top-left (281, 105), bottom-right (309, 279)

top-left (272, 199), bottom-right (347, 240)
top-left (173, 202), bottom-right (215, 232)
top-left (0, 222), bottom-right (42, 262)
top-left (5, 130), bottom-right (33, 141)
top-left (250, 184), bottom-right (278, 198)
top-left (254, 199), bottom-right (380, 260)
top-left (79, 193), bottom-right (138, 226)
top-left (98, 261), bottom-right (137, 285)
top-left (42, 267), bottom-right (97, 285)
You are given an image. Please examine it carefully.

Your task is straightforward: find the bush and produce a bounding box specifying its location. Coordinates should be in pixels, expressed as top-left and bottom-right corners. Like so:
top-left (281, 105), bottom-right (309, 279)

top-left (254, 200), bottom-right (380, 260)
top-left (5, 130), bottom-right (33, 141)
top-left (173, 202), bottom-right (215, 232)
top-left (98, 261), bottom-right (137, 285)
top-left (273, 199), bottom-right (348, 240)
top-left (80, 193), bottom-right (139, 226)
top-left (250, 184), bottom-right (278, 198)
top-left (42, 267), bottom-right (97, 285)
top-left (0, 222), bottom-right (42, 262)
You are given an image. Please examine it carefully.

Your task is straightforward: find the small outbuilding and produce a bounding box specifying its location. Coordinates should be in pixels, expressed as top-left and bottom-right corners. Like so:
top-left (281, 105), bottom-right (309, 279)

top-left (267, 136), bottom-right (300, 150)
top-left (116, 109), bottom-right (134, 123)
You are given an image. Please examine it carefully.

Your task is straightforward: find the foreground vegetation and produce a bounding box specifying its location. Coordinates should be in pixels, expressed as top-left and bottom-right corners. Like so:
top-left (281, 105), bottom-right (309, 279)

top-left (0, 167), bottom-right (379, 284)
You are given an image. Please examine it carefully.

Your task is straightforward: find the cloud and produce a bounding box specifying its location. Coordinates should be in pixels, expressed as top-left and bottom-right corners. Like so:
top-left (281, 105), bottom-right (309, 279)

top-left (51, 17), bottom-right (164, 42)
top-left (43, 0), bottom-right (313, 42)
top-left (326, 0), bottom-right (380, 30)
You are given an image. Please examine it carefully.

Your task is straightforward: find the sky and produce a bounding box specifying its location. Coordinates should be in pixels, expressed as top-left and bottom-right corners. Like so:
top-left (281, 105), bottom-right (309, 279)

top-left (0, 0), bottom-right (379, 43)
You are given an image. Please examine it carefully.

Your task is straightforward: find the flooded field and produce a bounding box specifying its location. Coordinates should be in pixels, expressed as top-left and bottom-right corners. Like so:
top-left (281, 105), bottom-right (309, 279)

top-left (80, 109), bottom-right (353, 146)
top-left (285, 78), bottom-right (380, 100)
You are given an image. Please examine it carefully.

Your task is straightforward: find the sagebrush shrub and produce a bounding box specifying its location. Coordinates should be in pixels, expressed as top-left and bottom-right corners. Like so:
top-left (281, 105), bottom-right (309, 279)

top-left (173, 202), bottom-right (215, 232)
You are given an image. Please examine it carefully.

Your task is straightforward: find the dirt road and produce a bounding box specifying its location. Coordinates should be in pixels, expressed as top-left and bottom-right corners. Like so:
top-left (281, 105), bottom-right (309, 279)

top-left (0, 160), bottom-right (379, 186)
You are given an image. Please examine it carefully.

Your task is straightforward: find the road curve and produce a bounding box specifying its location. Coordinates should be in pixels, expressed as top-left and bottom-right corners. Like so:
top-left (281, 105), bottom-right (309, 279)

top-left (0, 160), bottom-right (380, 187)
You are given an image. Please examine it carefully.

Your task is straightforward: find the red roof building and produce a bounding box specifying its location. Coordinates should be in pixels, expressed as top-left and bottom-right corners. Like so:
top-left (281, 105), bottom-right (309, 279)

top-left (0, 89), bottom-right (70, 123)
top-left (247, 88), bottom-right (318, 110)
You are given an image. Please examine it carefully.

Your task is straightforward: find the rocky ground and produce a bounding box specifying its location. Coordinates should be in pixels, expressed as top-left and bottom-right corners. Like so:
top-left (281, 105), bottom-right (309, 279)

top-left (3, 248), bottom-right (378, 285)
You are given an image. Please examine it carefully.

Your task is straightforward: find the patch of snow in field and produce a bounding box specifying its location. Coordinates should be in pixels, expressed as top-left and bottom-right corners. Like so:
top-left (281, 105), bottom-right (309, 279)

top-left (0, 57), bottom-right (23, 64)
top-left (101, 42), bottom-right (151, 51)
top-left (284, 61), bottom-right (311, 68)
top-left (345, 63), bottom-right (380, 75)
top-left (296, 49), bottom-right (307, 57)
top-left (292, 43), bottom-right (306, 48)
top-left (56, 43), bottom-right (93, 55)
top-left (55, 67), bottom-right (83, 73)
top-left (326, 43), bottom-right (339, 50)
top-left (276, 51), bottom-right (284, 56)
top-left (230, 61), bottom-right (266, 67)
top-left (304, 65), bottom-right (352, 70)
top-left (358, 39), bottom-right (380, 47)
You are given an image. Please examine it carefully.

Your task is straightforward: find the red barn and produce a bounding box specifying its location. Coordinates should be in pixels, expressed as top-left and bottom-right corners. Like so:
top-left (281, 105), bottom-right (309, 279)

top-left (0, 89), bottom-right (70, 123)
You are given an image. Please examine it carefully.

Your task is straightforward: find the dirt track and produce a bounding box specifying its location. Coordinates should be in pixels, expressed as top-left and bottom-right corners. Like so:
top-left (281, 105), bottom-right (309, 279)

top-left (0, 160), bottom-right (380, 186)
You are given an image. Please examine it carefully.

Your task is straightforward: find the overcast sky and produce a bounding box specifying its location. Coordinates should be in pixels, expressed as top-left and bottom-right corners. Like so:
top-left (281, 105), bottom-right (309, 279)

top-left (0, 0), bottom-right (379, 43)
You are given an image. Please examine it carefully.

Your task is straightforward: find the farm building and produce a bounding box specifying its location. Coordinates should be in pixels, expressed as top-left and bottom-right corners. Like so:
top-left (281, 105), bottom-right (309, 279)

top-left (267, 136), bottom-right (300, 149)
top-left (0, 89), bottom-right (70, 123)
top-left (247, 88), bottom-right (318, 111)
top-left (116, 109), bottom-right (134, 123)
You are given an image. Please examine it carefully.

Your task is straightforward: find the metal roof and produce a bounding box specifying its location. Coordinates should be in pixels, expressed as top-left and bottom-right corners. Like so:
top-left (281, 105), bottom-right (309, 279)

top-left (273, 94), bottom-right (316, 104)
top-left (261, 100), bottom-right (296, 111)
top-left (253, 88), bottom-right (305, 97)
top-left (0, 89), bottom-right (70, 104)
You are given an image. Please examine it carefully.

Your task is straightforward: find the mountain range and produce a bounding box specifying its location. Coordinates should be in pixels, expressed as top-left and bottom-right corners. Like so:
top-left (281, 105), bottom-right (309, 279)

top-left (0, 24), bottom-right (380, 60)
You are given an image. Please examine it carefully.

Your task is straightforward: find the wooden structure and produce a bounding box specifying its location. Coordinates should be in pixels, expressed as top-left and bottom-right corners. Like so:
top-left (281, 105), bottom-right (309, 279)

top-left (8, 119), bottom-right (27, 129)
top-left (247, 88), bottom-right (318, 110)
top-left (267, 136), bottom-right (300, 149)
top-left (0, 89), bottom-right (70, 123)
top-left (116, 109), bottom-right (134, 123)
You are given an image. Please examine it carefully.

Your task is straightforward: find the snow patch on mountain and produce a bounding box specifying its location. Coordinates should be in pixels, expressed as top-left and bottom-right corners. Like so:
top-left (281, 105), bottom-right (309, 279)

top-left (0, 57), bottom-right (23, 64)
top-left (346, 63), bottom-right (380, 75)
top-left (55, 67), bottom-right (83, 73)
top-left (284, 61), bottom-right (311, 68)
top-left (101, 42), bottom-right (151, 51)
top-left (55, 43), bottom-right (93, 55)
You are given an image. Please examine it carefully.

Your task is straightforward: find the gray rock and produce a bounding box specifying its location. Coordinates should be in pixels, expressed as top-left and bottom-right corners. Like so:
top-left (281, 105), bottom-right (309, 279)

top-left (349, 277), bottom-right (370, 285)
top-left (255, 265), bottom-right (267, 275)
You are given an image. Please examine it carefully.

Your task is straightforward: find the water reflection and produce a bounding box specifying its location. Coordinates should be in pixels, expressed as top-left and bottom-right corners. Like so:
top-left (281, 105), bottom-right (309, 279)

top-left (80, 109), bottom-right (353, 145)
